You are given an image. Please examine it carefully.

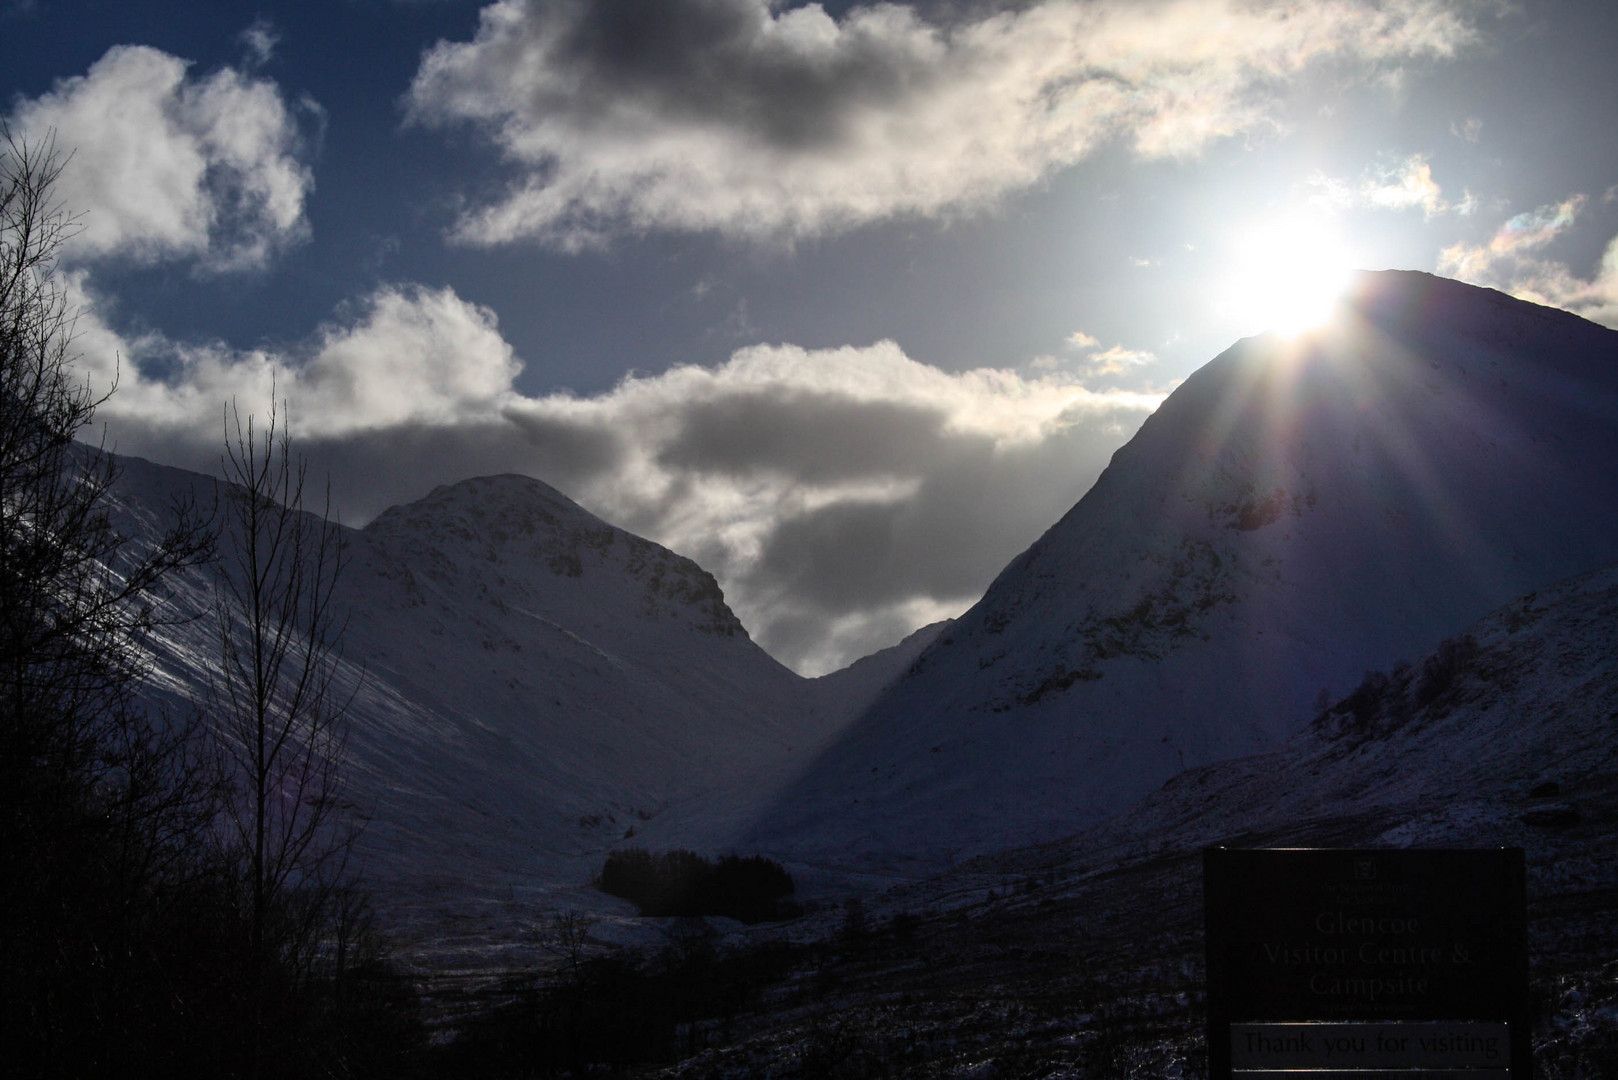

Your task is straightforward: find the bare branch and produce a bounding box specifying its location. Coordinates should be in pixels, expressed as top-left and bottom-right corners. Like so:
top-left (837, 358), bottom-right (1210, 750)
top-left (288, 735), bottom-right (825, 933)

top-left (209, 397), bottom-right (360, 1028)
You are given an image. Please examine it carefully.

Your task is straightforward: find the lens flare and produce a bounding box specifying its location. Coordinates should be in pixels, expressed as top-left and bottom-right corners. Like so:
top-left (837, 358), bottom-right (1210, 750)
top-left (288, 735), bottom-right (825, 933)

top-left (1217, 215), bottom-right (1358, 337)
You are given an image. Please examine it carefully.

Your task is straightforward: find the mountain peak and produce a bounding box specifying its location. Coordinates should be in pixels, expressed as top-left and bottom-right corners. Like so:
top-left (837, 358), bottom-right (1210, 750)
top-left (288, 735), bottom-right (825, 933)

top-left (361, 472), bottom-right (746, 638)
top-left (367, 472), bottom-right (597, 535)
top-left (744, 273), bottom-right (1618, 872)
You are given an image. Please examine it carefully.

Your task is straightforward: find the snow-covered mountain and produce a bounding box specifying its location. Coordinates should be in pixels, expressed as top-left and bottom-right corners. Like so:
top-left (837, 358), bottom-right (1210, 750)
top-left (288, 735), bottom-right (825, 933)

top-left (743, 270), bottom-right (1618, 873)
top-left (110, 461), bottom-right (844, 905)
top-left (342, 474), bottom-right (830, 887)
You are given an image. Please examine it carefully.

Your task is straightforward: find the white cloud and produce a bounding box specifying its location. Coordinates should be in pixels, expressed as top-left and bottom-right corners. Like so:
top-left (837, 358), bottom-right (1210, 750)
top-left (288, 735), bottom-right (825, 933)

top-left (1311, 153), bottom-right (1462, 219)
top-left (1437, 195), bottom-right (1585, 278)
top-left (303, 286), bottom-right (520, 432)
top-left (1508, 242), bottom-right (1618, 328)
top-left (9, 44), bottom-right (312, 270)
top-left (1436, 196), bottom-right (1618, 328)
top-left (1085, 344), bottom-right (1157, 375)
top-left (71, 279), bottom-right (517, 437)
top-left (69, 283), bottom-right (1159, 674)
top-left (239, 18), bottom-right (281, 68)
top-left (1062, 331), bottom-right (1155, 375)
top-left (1360, 155), bottom-right (1450, 217)
top-left (408, 0), bottom-right (1483, 248)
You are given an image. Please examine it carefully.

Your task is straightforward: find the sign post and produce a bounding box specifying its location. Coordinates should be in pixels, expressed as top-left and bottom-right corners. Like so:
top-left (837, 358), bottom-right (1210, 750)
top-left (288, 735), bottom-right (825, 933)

top-left (1204, 848), bottom-right (1530, 1078)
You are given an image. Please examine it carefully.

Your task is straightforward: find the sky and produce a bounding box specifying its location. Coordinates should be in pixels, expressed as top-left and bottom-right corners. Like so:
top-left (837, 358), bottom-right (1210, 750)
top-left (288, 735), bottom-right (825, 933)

top-left (4, 0), bottom-right (1617, 675)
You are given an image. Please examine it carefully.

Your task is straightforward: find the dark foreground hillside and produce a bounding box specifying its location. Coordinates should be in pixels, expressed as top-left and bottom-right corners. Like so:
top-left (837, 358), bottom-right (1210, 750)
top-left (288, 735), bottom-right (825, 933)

top-left (429, 564), bottom-right (1618, 1078)
top-left (428, 794), bottom-right (1617, 1079)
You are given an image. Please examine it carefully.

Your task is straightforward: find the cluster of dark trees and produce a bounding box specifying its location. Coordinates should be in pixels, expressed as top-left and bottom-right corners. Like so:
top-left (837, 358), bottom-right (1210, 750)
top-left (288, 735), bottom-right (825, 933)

top-left (1312, 633), bottom-right (1482, 746)
top-left (597, 847), bottom-right (799, 922)
top-left (1, 128), bottom-right (421, 1076)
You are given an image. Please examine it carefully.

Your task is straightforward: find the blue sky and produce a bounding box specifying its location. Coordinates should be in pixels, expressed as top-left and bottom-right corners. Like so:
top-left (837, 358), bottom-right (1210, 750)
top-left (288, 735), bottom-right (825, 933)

top-left (5, 0), bottom-right (1617, 673)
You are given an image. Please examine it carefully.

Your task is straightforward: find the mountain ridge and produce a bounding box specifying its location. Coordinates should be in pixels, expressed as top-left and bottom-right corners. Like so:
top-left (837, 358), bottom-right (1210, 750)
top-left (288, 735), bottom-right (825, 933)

top-left (740, 270), bottom-right (1618, 873)
top-left (106, 457), bottom-right (844, 927)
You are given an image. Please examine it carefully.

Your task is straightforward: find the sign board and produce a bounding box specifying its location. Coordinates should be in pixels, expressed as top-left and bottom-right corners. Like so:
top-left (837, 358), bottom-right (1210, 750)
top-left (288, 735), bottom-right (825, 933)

top-left (1204, 848), bottom-right (1530, 1079)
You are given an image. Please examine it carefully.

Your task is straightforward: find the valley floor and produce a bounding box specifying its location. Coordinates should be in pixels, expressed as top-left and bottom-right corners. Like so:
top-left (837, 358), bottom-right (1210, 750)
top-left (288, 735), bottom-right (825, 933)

top-left (411, 781), bottom-right (1618, 1079)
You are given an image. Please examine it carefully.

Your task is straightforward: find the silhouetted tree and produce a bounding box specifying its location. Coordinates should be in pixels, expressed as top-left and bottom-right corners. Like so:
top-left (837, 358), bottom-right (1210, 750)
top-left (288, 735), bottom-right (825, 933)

top-left (536, 908), bottom-right (597, 978)
top-left (211, 398), bottom-right (361, 1073)
top-left (2, 123), bottom-right (420, 1079)
top-left (0, 122), bottom-right (216, 1076)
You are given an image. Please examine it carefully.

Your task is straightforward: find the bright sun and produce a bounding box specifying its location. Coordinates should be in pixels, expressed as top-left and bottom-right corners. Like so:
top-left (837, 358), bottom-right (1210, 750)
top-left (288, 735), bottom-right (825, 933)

top-left (1217, 215), bottom-right (1358, 336)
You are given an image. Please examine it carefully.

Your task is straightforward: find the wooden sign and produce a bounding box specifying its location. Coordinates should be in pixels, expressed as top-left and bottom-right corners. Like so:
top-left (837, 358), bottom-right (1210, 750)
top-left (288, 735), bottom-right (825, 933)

top-left (1204, 848), bottom-right (1530, 1078)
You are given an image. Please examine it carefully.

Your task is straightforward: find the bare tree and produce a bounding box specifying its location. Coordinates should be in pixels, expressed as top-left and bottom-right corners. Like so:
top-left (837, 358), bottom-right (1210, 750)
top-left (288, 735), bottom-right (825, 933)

top-left (2, 124), bottom-right (218, 1075)
top-left (2, 124), bottom-right (417, 1078)
top-left (534, 908), bottom-right (597, 979)
top-left (211, 400), bottom-right (359, 1065)
top-left (0, 126), bottom-right (208, 777)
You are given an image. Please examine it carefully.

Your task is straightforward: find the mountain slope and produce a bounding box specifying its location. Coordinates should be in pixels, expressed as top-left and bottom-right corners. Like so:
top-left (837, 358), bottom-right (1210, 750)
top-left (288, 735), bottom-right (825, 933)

top-left (343, 474), bottom-right (825, 885)
top-left (1069, 557), bottom-right (1618, 857)
top-left (624, 619), bottom-right (954, 868)
top-left (744, 270), bottom-right (1618, 872)
top-left (110, 460), bottom-right (831, 905)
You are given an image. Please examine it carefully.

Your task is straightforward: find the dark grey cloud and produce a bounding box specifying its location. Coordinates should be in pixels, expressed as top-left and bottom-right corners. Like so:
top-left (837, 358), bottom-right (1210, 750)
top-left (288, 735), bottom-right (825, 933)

top-left (408, 0), bottom-right (1485, 247)
top-left (553, 0), bottom-right (937, 150)
top-left (500, 406), bottom-right (628, 485)
top-left (660, 390), bottom-right (948, 481)
top-left (72, 294), bottom-right (1162, 673)
top-left (757, 499), bottom-right (908, 609)
top-left (745, 410), bottom-right (1138, 619)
